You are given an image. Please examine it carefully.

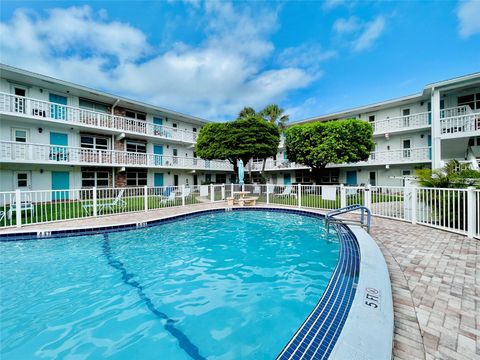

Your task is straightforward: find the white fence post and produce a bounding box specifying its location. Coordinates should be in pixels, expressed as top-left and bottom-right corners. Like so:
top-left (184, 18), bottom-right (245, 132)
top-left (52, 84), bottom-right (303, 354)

top-left (181, 185), bottom-right (186, 206)
top-left (15, 189), bottom-right (22, 228)
top-left (221, 184), bottom-right (225, 200)
top-left (144, 186), bottom-right (148, 212)
top-left (93, 187), bottom-right (97, 217)
top-left (411, 186), bottom-right (417, 225)
top-left (267, 184), bottom-right (270, 204)
top-left (298, 183), bottom-right (302, 208)
top-left (242, 184), bottom-right (245, 192)
top-left (467, 187), bottom-right (476, 238)
top-left (340, 184), bottom-right (346, 208)
top-left (364, 184), bottom-right (372, 209)
top-left (210, 184), bottom-right (214, 202)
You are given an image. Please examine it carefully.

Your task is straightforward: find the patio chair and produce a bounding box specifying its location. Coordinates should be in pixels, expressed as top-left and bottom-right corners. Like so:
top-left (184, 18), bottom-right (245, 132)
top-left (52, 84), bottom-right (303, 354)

top-left (274, 185), bottom-right (295, 197)
top-left (158, 186), bottom-right (176, 204)
top-left (177, 187), bottom-right (192, 199)
top-left (100, 189), bottom-right (127, 212)
top-left (253, 185), bottom-right (261, 195)
top-left (82, 189), bottom-right (126, 214)
top-left (7, 195), bottom-right (35, 220)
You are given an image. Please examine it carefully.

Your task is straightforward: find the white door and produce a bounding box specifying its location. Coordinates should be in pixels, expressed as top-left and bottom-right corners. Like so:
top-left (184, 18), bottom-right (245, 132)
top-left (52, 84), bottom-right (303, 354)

top-left (11, 128), bottom-right (30, 161)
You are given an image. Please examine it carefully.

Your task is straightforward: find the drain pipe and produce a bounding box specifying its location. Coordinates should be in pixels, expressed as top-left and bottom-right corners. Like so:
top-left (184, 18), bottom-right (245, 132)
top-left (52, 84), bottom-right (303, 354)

top-left (111, 99), bottom-right (120, 114)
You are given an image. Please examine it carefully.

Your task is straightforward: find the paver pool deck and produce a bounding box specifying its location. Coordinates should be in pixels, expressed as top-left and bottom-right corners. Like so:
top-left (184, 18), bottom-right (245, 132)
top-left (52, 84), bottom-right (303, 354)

top-left (1, 203), bottom-right (478, 360)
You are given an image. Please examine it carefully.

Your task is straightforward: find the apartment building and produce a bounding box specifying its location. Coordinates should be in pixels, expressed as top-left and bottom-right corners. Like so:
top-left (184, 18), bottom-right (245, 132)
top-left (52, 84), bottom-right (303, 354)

top-left (1, 65), bottom-right (479, 192)
top-left (249, 73), bottom-right (480, 186)
top-left (0, 64), bottom-right (233, 192)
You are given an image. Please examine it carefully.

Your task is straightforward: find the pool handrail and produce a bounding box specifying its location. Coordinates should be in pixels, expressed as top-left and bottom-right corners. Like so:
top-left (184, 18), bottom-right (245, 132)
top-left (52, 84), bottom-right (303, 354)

top-left (325, 204), bottom-right (371, 233)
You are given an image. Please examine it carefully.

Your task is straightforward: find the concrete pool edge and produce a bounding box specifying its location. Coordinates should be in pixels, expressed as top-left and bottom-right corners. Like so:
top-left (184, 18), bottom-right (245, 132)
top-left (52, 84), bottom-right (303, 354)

top-left (329, 225), bottom-right (394, 360)
top-left (0, 205), bottom-right (394, 360)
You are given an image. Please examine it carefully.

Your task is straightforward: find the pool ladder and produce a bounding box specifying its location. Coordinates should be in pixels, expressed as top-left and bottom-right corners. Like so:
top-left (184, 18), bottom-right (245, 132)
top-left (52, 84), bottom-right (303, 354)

top-left (325, 204), bottom-right (371, 233)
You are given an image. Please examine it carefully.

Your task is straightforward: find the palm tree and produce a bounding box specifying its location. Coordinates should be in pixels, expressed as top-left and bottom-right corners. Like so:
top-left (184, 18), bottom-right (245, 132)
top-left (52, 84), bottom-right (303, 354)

top-left (259, 104), bottom-right (289, 130)
top-left (258, 104), bottom-right (289, 175)
top-left (238, 106), bottom-right (257, 119)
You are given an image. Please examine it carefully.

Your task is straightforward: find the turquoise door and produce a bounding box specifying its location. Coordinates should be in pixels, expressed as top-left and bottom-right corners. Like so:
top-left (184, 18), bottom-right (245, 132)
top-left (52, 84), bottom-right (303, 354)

top-left (49, 93), bottom-right (67, 120)
top-left (154, 145), bottom-right (163, 165)
top-left (283, 173), bottom-right (291, 185)
top-left (153, 117), bottom-right (163, 135)
top-left (154, 173), bottom-right (164, 187)
top-left (52, 171), bottom-right (70, 200)
top-left (50, 132), bottom-right (68, 161)
top-left (346, 171), bottom-right (357, 185)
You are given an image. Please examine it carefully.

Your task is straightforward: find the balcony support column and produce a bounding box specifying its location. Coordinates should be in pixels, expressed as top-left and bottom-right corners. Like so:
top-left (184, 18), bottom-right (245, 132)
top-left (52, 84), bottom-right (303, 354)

top-left (431, 88), bottom-right (442, 169)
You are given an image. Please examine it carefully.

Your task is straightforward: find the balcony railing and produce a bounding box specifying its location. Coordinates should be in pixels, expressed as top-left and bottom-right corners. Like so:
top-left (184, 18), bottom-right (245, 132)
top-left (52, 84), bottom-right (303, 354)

top-left (0, 141), bottom-right (233, 171)
top-left (355, 147), bottom-right (432, 165)
top-left (250, 147), bottom-right (432, 171)
top-left (371, 111), bottom-right (431, 134)
top-left (0, 92), bottom-right (198, 144)
top-left (440, 112), bottom-right (480, 137)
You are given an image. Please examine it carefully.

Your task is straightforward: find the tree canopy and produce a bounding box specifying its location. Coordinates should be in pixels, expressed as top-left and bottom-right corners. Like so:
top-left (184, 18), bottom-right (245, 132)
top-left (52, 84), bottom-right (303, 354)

top-left (259, 104), bottom-right (289, 130)
top-left (285, 119), bottom-right (374, 172)
top-left (195, 116), bottom-right (280, 178)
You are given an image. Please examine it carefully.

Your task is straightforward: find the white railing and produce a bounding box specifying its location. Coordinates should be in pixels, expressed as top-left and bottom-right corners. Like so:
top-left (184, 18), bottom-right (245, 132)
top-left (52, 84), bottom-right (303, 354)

top-left (372, 111), bottom-right (431, 134)
top-left (0, 92), bottom-right (198, 144)
top-left (0, 141), bottom-right (233, 171)
top-left (250, 147), bottom-right (432, 171)
top-left (440, 113), bottom-right (480, 136)
top-left (440, 105), bottom-right (471, 118)
top-left (352, 147), bottom-right (432, 166)
top-left (1, 184), bottom-right (479, 239)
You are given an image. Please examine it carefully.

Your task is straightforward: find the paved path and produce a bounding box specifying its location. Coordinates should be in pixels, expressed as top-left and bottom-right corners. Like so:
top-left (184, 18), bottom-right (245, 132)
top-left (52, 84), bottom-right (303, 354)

top-left (1, 204), bottom-right (478, 359)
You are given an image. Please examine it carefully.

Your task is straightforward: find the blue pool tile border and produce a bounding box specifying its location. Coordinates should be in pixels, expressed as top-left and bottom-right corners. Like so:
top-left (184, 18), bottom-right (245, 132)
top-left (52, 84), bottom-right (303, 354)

top-left (0, 207), bottom-right (361, 360)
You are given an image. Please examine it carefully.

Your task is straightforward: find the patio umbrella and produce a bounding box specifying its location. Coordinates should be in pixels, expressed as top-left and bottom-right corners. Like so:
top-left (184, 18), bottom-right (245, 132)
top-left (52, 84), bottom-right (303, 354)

top-left (237, 159), bottom-right (244, 185)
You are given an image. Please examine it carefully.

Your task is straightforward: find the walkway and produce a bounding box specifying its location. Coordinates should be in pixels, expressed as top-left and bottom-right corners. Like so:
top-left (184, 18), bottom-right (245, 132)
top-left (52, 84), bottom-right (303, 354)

top-left (1, 203), bottom-right (478, 359)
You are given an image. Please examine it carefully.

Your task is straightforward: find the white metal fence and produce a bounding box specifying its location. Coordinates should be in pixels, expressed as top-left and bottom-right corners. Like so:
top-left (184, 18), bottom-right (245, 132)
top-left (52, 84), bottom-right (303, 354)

top-left (1, 184), bottom-right (479, 239)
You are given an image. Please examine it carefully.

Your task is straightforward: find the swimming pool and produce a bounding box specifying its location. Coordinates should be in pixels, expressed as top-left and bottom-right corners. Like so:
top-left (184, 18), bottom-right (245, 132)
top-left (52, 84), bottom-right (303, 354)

top-left (1, 209), bottom-right (355, 359)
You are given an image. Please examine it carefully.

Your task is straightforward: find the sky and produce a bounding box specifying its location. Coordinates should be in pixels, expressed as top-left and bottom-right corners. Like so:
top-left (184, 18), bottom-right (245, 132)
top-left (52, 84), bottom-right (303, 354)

top-left (0, 0), bottom-right (479, 122)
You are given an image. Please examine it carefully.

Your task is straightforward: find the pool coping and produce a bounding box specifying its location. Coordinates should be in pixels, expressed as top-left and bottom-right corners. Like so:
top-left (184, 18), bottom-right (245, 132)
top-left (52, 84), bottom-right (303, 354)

top-left (0, 206), bottom-right (394, 360)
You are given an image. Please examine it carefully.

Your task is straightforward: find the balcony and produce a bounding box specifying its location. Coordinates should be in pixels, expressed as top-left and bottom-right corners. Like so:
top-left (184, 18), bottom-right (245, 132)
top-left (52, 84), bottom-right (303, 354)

top-left (0, 93), bottom-right (198, 144)
top-left (371, 111), bottom-right (431, 135)
top-left (250, 147), bottom-right (432, 171)
top-left (339, 147), bottom-right (432, 167)
top-left (439, 106), bottom-right (480, 139)
top-left (0, 141), bottom-right (233, 171)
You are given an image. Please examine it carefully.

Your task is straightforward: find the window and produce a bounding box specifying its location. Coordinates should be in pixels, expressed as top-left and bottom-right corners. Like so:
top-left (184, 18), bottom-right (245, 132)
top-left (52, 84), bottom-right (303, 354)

top-left (368, 115), bottom-right (376, 122)
top-left (295, 170), bottom-right (312, 184)
top-left (174, 175), bottom-right (179, 186)
top-left (80, 135), bottom-right (109, 150)
top-left (173, 149), bottom-right (178, 156)
top-left (172, 123), bottom-right (178, 128)
top-left (13, 129), bottom-right (28, 142)
top-left (125, 109), bottom-right (147, 121)
top-left (79, 99), bottom-right (109, 113)
top-left (81, 169), bottom-right (110, 188)
top-left (16, 172), bottom-right (29, 188)
top-left (126, 140), bottom-right (146, 153)
top-left (13, 87), bottom-right (26, 113)
top-left (458, 93), bottom-right (480, 110)
top-left (369, 172), bottom-right (376, 186)
top-left (126, 170), bottom-right (148, 186)
top-left (216, 174), bottom-right (227, 184)
top-left (193, 127), bottom-right (197, 132)
top-left (14, 87), bottom-right (26, 97)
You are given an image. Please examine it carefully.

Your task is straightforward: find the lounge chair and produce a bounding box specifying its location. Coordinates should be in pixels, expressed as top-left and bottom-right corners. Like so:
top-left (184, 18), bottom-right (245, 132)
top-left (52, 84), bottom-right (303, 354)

top-left (8, 195), bottom-right (35, 220)
top-left (274, 185), bottom-right (295, 197)
top-left (158, 187), bottom-right (176, 204)
top-left (82, 189), bottom-right (126, 214)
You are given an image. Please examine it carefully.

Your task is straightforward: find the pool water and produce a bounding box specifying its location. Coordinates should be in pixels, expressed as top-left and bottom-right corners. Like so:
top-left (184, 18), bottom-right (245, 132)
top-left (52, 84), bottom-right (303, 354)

top-left (1, 210), bottom-right (340, 359)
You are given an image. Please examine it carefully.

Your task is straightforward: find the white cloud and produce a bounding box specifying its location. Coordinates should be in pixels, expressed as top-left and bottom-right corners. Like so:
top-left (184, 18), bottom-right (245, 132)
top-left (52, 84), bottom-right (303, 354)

top-left (457, 0), bottom-right (480, 37)
top-left (353, 16), bottom-right (385, 52)
top-left (0, 4), bottom-right (318, 120)
top-left (277, 44), bottom-right (336, 71)
top-left (333, 16), bottom-right (360, 34)
top-left (332, 15), bottom-right (386, 52)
